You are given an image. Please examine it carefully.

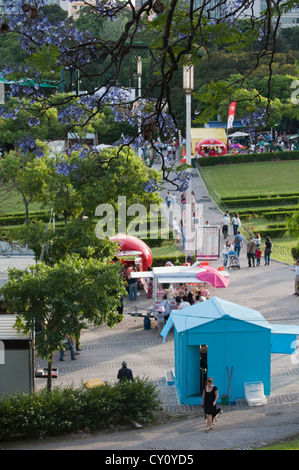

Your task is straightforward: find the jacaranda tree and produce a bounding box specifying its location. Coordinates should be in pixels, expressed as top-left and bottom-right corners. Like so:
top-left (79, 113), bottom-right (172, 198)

top-left (0, 0), bottom-right (293, 190)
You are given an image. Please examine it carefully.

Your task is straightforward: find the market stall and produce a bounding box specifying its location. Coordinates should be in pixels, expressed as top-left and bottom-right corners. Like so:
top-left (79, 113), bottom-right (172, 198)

top-left (130, 263), bottom-right (229, 316)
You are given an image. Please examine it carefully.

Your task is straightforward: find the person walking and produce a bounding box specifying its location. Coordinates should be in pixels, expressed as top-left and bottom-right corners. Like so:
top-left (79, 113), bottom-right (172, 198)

top-left (247, 237), bottom-right (257, 267)
top-left (160, 294), bottom-right (172, 322)
top-left (201, 377), bottom-right (219, 433)
top-left (117, 361), bottom-right (134, 382)
top-left (290, 260), bottom-right (299, 296)
top-left (59, 334), bottom-right (77, 361)
top-left (221, 213), bottom-right (231, 239)
top-left (253, 232), bottom-right (261, 247)
top-left (255, 245), bottom-right (262, 266)
top-left (264, 236), bottom-right (272, 265)
top-left (232, 231), bottom-right (243, 258)
top-left (180, 220), bottom-right (185, 249)
top-left (156, 306), bottom-right (166, 333)
top-left (171, 192), bottom-right (177, 205)
top-left (166, 191), bottom-right (172, 209)
top-left (128, 267), bottom-right (138, 301)
top-left (231, 213), bottom-right (241, 236)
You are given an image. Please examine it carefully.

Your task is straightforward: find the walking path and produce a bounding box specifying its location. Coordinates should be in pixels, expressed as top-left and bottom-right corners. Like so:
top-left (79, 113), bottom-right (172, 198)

top-left (8, 164), bottom-right (299, 450)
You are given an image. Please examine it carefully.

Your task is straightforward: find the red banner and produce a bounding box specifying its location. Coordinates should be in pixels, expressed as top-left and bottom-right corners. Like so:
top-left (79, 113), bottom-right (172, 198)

top-left (227, 101), bottom-right (236, 129)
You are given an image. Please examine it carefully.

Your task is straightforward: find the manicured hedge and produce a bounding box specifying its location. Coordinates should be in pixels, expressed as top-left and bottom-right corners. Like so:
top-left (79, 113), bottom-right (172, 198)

top-left (230, 208), bottom-right (296, 221)
top-left (0, 378), bottom-right (162, 442)
top-left (224, 193), bottom-right (299, 201)
top-left (196, 150), bottom-right (299, 167)
top-left (0, 211), bottom-right (56, 226)
top-left (223, 195), bottom-right (299, 208)
top-left (151, 254), bottom-right (186, 266)
top-left (258, 228), bottom-right (287, 238)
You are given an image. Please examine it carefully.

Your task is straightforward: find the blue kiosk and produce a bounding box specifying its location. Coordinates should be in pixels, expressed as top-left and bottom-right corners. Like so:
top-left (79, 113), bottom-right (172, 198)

top-left (161, 297), bottom-right (299, 405)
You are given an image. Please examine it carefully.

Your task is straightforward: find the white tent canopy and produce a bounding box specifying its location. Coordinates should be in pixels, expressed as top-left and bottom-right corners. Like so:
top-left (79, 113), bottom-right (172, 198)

top-left (130, 264), bottom-right (229, 309)
top-left (95, 144), bottom-right (116, 150)
top-left (228, 131), bottom-right (249, 137)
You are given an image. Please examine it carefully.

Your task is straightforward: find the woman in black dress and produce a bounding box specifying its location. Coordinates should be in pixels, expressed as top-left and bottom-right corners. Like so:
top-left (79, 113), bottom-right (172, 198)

top-left (201, 377), bottom-right (219, 433)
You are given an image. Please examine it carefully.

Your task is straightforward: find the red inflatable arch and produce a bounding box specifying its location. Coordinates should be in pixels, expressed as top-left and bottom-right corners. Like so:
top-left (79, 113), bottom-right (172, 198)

top-left (110, 234), bottom-right (153, 271)
top-left (195, 138), bottom-right (227, 157)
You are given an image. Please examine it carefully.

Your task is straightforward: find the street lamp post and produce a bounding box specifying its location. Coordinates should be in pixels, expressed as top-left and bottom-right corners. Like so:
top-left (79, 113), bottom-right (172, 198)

top-left (137, 56), bottom-right (142, 158)
top-left (183, 57), bottom-right (194, 262)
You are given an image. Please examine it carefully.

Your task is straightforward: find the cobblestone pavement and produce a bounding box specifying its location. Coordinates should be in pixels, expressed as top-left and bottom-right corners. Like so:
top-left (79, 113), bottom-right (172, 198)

top-left (29, 165), bottom-right (299, 450)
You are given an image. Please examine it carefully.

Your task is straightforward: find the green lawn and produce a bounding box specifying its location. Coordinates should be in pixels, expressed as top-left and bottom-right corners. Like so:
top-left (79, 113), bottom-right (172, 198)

top-left (151, 240), bottom-right (182, 258)
top-left (0, 183), bottom-right (47, 213)
top-left (201, 160), bottom-right (299, 198)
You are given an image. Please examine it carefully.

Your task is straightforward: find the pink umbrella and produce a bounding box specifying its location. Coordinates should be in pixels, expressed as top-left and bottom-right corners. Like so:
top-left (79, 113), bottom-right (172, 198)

top-left (202, 266), bottom-right (217, 272)
top-left (196, 270), bottom-right (229, 288)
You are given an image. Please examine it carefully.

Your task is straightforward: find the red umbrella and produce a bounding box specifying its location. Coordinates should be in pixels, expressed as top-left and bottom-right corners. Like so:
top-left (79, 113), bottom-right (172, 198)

top-left (196, 270), bottom-right (229, 288)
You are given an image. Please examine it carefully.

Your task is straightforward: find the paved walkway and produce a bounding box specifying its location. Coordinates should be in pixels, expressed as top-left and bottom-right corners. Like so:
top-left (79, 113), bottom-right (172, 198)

top-left (12, 165), bottom-right (299, 450)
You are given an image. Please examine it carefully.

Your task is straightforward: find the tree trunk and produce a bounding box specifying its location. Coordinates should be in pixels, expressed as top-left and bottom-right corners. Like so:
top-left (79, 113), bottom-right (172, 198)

top-left (47, 355), bottom-right (53, 391)
top-left (24, 200), bottom-right (29, 226)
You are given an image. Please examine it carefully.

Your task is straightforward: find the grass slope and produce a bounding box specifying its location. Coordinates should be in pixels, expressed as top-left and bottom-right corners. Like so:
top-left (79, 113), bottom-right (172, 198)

top-left (201, 160), bottom-right (299, 198)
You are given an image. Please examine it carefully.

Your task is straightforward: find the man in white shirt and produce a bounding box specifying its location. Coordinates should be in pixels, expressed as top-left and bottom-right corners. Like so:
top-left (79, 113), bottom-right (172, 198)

top-left (179, 295), bottom-right (190, 309)
top-left (221, 214), bottom-right (231, 239)
top-left (161, 294), bottom-right (172, 321)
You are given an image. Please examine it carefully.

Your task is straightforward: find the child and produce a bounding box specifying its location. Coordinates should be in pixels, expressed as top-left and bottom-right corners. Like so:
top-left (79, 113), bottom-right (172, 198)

top-left (256, 246), bottom-right (262, 266)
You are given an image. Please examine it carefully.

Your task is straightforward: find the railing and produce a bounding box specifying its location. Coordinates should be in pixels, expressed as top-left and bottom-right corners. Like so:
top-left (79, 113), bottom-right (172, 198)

top-left (271, 245), bottom-right (294, 265)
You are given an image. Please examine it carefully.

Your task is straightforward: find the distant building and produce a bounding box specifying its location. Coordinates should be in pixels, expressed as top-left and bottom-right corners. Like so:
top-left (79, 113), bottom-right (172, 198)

top-left (243, 0), bottom-right (299, 28)
top-left (67, 0), bottom-right (97, 19)
top-left (193, 0), bottom-right (299, 29)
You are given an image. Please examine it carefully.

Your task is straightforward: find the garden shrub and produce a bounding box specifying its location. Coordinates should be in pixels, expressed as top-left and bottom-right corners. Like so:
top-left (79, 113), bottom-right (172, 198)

top-left (291, 247), bottom-right (299, 260)
top-left (151, 254), bottom-right (186, 266)
top-left (0, 378), bottom-right (162, 442)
